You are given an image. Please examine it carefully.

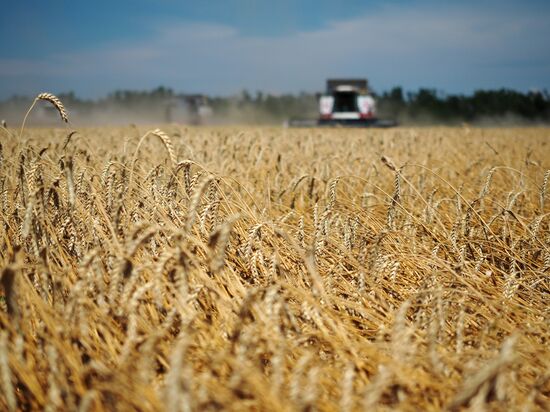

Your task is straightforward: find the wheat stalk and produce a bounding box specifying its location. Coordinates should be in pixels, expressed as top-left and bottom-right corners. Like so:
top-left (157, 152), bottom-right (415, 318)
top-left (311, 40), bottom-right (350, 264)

top-left (37, 93), bottom-right (69, 122)
top-left (129, 128), bottom-right (177, 188)
top-left (0, 331), bottom-right (16, 412)
top-left (540, 169), bottom-right (549, 211)
top-left (150, 128), bottom-right (177, 167)
top-left (20, 92), bottom-right (69, 138)
top-left (449, 335), bottom-right (518, 410)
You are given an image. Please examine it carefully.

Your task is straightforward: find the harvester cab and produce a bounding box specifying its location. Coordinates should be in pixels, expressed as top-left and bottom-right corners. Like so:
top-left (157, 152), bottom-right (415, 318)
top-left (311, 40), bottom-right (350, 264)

top-left (319, 79), bottom-right (377, 125)
top-left (287, 78), bottom-right (396, 128)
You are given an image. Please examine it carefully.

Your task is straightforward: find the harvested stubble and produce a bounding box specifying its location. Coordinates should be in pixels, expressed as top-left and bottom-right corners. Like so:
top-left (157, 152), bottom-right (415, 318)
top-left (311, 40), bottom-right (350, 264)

top-left (0, 120), bottom-right (549, 411)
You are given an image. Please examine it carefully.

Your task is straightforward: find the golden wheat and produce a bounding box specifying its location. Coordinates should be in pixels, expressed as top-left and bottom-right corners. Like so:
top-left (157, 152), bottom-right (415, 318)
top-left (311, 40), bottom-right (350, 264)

top-left (0, 116), bottom-right (549, 411)
top-left (19, 92), bottom-right (69, 139)
top-left (35, 93), bottom-right (69, 123)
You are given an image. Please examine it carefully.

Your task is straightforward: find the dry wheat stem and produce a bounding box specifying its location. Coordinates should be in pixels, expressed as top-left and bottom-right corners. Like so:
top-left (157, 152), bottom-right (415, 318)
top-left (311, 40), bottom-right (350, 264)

top-left (20, 92), bottom-right (69, 138)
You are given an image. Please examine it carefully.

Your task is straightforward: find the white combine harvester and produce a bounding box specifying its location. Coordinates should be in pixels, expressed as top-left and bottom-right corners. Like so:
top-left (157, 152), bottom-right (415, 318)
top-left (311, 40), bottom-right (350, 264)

top-left (290, 78), bottom-right (397, 127)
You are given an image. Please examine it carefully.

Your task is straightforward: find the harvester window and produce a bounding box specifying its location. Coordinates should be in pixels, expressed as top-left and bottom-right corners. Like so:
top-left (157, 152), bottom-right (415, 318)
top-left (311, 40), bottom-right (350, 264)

top-left (333, 92), bottom-right (358, 112)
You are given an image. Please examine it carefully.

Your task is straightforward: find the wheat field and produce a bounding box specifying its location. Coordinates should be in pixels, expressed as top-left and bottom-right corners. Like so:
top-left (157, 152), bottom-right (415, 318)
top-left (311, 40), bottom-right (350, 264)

top-left (0, 100), bottom-right (549, 411)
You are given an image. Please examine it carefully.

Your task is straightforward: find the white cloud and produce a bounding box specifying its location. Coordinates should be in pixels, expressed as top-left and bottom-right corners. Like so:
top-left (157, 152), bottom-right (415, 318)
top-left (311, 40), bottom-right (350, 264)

top-left (1, 3), bottom-right (549, 97)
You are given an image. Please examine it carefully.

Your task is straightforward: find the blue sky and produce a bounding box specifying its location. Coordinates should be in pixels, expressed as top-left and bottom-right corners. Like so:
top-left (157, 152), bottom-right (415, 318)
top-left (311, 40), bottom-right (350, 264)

top-left (1, 0), bottom-right (549, 98)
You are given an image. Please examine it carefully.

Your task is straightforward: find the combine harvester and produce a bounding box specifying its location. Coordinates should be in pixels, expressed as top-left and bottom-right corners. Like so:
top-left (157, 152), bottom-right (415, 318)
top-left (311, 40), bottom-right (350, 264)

top-left (289, 78), bottom-right (397, 128)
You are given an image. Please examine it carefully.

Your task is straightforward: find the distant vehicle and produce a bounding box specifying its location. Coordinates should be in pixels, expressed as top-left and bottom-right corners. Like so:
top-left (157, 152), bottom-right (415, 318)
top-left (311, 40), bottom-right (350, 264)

top-left (289, 78), bottom-right (397, 128)
top-left (165, 95), bottom-right (213, 125)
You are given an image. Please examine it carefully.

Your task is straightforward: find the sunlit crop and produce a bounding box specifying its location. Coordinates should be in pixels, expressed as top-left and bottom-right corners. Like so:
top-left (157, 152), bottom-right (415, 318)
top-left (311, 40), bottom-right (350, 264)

top-left (0, 96), bottom-right (549, 411)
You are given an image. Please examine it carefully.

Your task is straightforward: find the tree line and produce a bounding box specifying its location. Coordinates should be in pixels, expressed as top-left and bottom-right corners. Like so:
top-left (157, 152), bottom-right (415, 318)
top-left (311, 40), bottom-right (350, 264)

top-left (1, 86), bottom-right (549, 125)
top-left (377, 87), bottom-right (550, 124)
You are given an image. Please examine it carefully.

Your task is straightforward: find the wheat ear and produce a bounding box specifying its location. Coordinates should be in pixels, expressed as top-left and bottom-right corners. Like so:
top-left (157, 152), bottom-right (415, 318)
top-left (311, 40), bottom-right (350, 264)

top-left (150, 128), bottom-right (177, 167)
top-left (20, 92), bottom-right (68, 138)
top-left (36, 93), bottom-right (69, 123)
top-left (540, 170), bottom-right (549, 211)
top-left (129, 128), bottom-right (177, 188)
